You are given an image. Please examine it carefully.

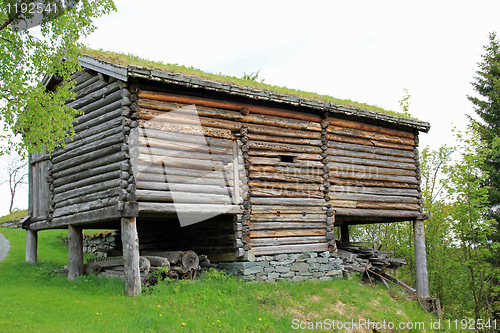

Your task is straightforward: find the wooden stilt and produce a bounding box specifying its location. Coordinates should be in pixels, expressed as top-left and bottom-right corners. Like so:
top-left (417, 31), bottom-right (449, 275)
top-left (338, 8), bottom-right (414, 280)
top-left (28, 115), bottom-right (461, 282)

top-left (341, 225), bottom-right (350, 243)
top-left (413, 218), bottom-right (429, 297)
top-left (25, 230), bottom-right (37, 264)
top-left (121, 217), bottom-right (141, 296)
top-left (68, 225), bottom-right (84, 280)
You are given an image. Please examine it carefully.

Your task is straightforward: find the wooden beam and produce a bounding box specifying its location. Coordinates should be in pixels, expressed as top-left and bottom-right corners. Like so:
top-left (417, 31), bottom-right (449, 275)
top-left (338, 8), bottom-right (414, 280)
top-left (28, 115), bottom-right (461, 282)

top-left (121, 217), bottom-right (141, 296)
top-left (414, 218), bottom-right (430, 297)
top-left (68, 225), bottom-right (83, 280)
top-left (25, 230), bottom-right (37, 264)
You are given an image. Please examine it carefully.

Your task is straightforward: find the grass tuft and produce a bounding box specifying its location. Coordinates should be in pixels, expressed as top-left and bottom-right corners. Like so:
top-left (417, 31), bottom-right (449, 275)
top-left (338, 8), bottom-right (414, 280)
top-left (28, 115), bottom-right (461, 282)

top-left (80, 47), bottom-right (418, 120)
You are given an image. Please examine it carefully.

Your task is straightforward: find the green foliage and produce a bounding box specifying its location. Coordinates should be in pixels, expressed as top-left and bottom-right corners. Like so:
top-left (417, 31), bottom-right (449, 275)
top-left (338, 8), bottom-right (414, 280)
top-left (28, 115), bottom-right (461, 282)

top-left (0, 228), bottom-right (439, 332)
top-left (0, 208), bottom-right (27, 223)
top-left (399, 87), bottom-right (412, 117)
top-left (0, 0), bottom-right (116, 156)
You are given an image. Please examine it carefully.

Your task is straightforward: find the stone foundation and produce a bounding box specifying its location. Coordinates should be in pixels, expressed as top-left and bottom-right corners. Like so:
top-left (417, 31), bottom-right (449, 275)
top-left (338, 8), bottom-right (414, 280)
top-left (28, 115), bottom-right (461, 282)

top-left (209, 251), bottom-right (343, 282)
top-left (82, 231), bottom-right (118, 258)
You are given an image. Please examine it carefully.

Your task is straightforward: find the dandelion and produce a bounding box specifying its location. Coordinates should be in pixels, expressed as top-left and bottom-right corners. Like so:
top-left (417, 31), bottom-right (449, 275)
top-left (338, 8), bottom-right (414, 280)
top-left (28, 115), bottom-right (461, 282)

top-left (75, 301), bottom-right (78, 303)
top-left (96, 313), bottom-right (99, 315)
top-left (114, 314), bottom-right (116, 316)
top-left (217, 320), bottom-right (220, 322)
top-left (219, 325), bottom-right (221, 327)
top-left (181, 323), bottom-right (186, 326)
top-left (258, 318), bottom-right (262, 321)
top-left (159, 314), bottom-right (162, 317)
top-left (157, 305), bottom-right (161, 308)
top-left (212, 323), bottom-right (214, 325)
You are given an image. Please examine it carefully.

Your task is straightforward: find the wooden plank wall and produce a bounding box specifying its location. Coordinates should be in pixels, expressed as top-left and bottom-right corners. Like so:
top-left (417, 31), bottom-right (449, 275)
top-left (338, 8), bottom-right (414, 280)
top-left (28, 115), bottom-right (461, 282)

top-left (45, 70), bottom-right (135, 227)
top-left (29, 153), bottom-right (50, 222)
top-left (132, 88), bottom-right (246, 215)
top-left (326, 117), bottom-right (422, 220)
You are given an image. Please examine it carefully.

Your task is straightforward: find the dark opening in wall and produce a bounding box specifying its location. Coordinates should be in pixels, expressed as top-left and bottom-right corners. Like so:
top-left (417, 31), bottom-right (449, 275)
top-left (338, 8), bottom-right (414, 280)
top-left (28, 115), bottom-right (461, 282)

top-left (279, 155), bottom-right (294, 163)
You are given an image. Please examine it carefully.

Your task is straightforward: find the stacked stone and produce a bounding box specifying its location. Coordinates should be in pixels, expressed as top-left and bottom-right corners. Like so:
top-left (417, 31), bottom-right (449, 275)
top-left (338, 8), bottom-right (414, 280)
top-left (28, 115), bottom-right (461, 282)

top-left (82, 232), bottom-right (118, 258)
top-left (209, 251), bottom-right (342, 282)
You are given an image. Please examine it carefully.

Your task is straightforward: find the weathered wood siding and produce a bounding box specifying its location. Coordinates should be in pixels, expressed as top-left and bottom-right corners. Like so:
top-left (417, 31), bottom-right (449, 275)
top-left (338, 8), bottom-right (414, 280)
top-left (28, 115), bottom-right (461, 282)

top-left (41, 70), bottom-right (134, 228)
top-left (132, 89), bottom-right (246, 217)
top-left (326, 117), bottom-right (422, 221)
top-left (29, 152), bottom-right (50, 222)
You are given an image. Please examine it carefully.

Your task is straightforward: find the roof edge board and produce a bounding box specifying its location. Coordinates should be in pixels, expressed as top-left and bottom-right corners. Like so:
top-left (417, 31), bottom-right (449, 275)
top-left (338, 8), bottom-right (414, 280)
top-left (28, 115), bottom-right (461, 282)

top-left (79, 55), bottom-right (128, 82)
top-left (127, 65), bottom-right (430, 133)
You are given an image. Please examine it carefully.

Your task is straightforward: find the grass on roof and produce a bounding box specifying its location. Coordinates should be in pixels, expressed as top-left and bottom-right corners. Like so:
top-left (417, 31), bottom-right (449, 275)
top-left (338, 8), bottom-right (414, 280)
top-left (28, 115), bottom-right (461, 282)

top-left (81, 47), bottom-right (415, 120)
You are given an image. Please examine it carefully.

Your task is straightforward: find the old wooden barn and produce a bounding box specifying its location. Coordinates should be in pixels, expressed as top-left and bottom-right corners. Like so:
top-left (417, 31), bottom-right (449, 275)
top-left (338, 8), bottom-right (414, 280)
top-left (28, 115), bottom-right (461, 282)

top-left (25, 52), bottom-right (431, 296)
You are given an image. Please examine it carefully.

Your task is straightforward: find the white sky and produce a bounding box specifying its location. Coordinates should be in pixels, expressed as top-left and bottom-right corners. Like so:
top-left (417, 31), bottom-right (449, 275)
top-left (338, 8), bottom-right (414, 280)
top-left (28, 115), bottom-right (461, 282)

top-left (2, 0), bottom-right (500, 216)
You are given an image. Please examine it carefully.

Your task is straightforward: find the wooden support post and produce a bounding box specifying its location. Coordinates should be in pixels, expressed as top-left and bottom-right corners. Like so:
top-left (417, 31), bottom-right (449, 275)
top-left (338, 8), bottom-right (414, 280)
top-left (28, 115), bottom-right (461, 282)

top-left (341, 224), bottom-right (350, 243)
top-left (121, 217), bottom-right (141, 296)
top-left (68, 225), bottom-right (84, 280)
top-left (413, 218), bottom-right (430, 298)
top-left (25, 230), bottom-right (37, 264)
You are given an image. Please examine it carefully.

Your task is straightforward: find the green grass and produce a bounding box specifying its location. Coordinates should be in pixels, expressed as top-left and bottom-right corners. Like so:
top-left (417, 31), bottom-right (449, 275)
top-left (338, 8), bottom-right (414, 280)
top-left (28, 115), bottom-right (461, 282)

top-left (81, 47), bottom-right (417, 120)
top-left (0, 227), bottom-right (449, 332)
top-left (0, 209), bottom-right (28, 223)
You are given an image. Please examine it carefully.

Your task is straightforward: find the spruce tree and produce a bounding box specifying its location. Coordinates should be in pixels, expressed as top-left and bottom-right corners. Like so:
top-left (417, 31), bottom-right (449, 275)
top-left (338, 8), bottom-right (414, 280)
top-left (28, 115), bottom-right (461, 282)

top-left (468, 32), bottom-right (500, 320)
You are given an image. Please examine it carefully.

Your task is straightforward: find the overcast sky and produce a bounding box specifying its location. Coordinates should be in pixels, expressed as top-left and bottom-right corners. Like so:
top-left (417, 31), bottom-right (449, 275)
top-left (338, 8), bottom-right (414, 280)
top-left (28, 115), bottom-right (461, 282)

top-left (2, 0), bottom-right (500, 216)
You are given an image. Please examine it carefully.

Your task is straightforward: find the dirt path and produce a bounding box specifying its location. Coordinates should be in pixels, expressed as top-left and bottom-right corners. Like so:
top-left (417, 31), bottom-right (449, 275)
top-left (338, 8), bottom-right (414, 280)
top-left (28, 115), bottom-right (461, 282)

top-left (0, 233), bottom-right (10, 262)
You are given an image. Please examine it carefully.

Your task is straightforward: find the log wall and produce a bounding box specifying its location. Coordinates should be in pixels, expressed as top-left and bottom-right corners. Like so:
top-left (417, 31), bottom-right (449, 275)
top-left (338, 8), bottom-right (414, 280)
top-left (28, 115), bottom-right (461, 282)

top-left (31, 70), bottom-right (136, 228)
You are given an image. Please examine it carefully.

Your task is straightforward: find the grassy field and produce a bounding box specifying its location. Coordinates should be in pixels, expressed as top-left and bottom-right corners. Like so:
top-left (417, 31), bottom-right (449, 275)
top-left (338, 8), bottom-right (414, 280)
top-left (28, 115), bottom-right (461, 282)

top-left (0, 227), bottom-right (447, 332)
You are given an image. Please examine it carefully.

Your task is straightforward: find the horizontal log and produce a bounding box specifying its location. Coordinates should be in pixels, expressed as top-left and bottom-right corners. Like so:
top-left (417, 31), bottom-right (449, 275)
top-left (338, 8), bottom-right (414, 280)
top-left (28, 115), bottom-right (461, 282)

top-left (137, 154), bottom-right (228, 171)
top-left (49, 206), bottom-right (121, 228)
top-left (138, 108), bottom-right (242, 131)
top-left (328, 171), bottom-right (418, 184)
top-left (333, 208), bottom-right (423, 219)
top-left (53, 161), bottom-right (123, 187)
top-left (53, 197), bottom-right (119, 218)
top-left (53, 125), bottom-right (123, 159)
top-left (328, 192), bottom-right (418, 203)
top-left (67, 81), bottom-right (121, 110)
top-left (138, 202), bottom-right (244, 214)
top-left (251, 197), bottom-right (326, 206)
top-left (52, 132), bottom-right (125, 165)
top-left (135, 126), bottom-right (233, 147)
top-left (73, 78), bottom-right (108, 99)
top-left (72, 108), bottom-right (123, 134)
top-left (136, 182), bottom-right (231, 195)
top-left (327, 148), bottom-right (415, 164)
top-left (54, 170), bottom-right (121, 194)
top-left (327, 126), bottom-right (415, 145)
top-left (51, 144), bottom-right (124, 173)
top-left (246, 123), bottom-right (321, 138)
top-left (249, 180), bottom-right (324, 191)
top-left (327, 155), bottom-right (415, 170)
top-left (249, 171), bottom-right (323, 183)
top-left (251, 243), bottom-right (328, 256)
top-left (327, 133), bottom-right (414, 150)
top-left (248, 141), bottom-right (322, 154)
top-left (328, 200), bottom-right (357, 208)
top-left (53, 179), bottom-right (123, 204)
top-left (250, 205), bottom-right (326, 214)
top-left (327, 162), bottom-right (416, 177)
top-left (51, 151), bottom-right (127, 180)
top-left (329, 185), bottom-right (420, 197)
top-left (136, 172), bottom-right (234, 186)
top-left (248, 229), bottom-right (326, 238)
top-left (249, 222), bottom-right (326, 230)
top-left (136, 163), bottom-right (233, 180)
top-left (247, 157), bottom-right (323, 168)
top-left (250, 236), bottom-right (326, 247)
top-left (355, 202), bottom-right (421, 211)
top-left (249, 165), bottom-right (322, 175)
top-left (246, 133), bottom-right (321, 146)
top-left (136, 145), bottom-right (236, 162)
top-left (139, 118), bottom-right (234, 139)
top-left (72, 71), bottom-right (94, 86)
top-left (249, 188), bottom-right (324, 199)
top-left (137, 91), bottom-right (322, 123)
top-left (251, 213), bottom-right (326, 222)
top-left (54, 188), bottom-right (121, 209)
top-left (329, 177), bottom-right (420, 189)
top-left (328, 117), bottom-right (415, 139)
top-left (248, 150), bottom-right (322, 160)
top-left (138, 136), bottom-right (232, 155)
top-left (136, 189), bottom-right (233, 204)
